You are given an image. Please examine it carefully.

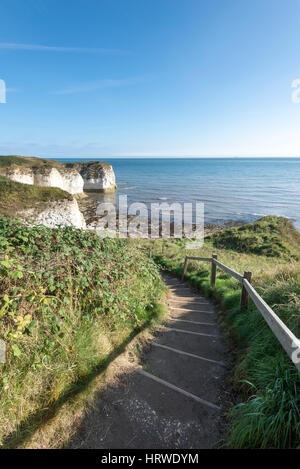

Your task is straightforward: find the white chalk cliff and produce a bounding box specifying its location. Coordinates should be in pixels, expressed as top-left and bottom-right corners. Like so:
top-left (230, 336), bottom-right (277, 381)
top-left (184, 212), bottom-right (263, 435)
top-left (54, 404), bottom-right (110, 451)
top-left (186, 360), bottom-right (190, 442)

top-left (3, 160), bottom-right (116, 195)
top-left (65, 162), bottom-right (117, 192)
top-left (0, 156), bottom-right (117, 230)
top-left (4, 166), bottom-right (84, 194)
top-left (20, 198), bottom-right (86, 230)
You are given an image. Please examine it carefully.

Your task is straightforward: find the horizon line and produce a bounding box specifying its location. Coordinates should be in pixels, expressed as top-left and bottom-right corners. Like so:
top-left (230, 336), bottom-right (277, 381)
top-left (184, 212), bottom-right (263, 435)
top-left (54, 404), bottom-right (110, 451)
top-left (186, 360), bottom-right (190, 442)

top-left (2, 154), bottom-right (300, 159)
top-left (43, 155), bottom-right (300, 159)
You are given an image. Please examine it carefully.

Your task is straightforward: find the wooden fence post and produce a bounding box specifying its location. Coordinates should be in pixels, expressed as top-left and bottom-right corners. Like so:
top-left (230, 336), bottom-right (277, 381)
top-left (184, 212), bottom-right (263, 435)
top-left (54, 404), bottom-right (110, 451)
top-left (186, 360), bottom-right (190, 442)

top-left (182, 257), bottom-right (189, 280)
top-left (240, 271), bottom-right (252, 310)
top-left (149, 247), bottom-right (152, 258)
top-left (210, 254), bottom-right (218, 288)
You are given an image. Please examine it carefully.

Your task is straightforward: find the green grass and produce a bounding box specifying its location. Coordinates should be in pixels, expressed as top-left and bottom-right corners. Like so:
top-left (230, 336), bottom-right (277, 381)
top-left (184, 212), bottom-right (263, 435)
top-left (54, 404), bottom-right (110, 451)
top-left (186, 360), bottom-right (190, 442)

top-left (137, 216), bottom-right (300, 448)
top-left (0, 154), bottom-right (112, 172)
top-left (208, 216), bottom-right (300, 260)
top-left (0, 215), bottom-right (165, 448)
top-left (0, 175), bottom-right (72, 215)
top-left (1, 208), bottom-right (299, 448)
top-left (0, 155), bottom-right (61, 168)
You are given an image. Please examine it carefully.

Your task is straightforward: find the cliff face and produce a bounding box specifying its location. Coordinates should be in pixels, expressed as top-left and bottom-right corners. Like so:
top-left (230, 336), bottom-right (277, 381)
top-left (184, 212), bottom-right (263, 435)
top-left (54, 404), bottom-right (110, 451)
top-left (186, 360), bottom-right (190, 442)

top-left (0, 156), bottom-right (117, 230)
top-left (0, 173), bottom-right (86, 229)
top-left (0, 156), bottom-right (117, 194)
top-left (65, 161), bottom-right (117, 192)
top-left (21, 198), bottom-right (86, 229)
top-left (3, 165), bottom-right (84, 195)
top-left (33, 167), bottom-right (84, 195)
top-left (5, 167), bottom-right (34, 185)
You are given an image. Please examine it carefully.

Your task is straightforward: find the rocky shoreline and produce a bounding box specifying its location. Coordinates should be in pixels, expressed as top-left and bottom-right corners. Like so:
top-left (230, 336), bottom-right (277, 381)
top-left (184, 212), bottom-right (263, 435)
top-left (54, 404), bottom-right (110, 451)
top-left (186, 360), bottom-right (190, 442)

top-left (0, 155), bottom-right (247, 235)
top-left (77, 192), bottom-right (245, 237)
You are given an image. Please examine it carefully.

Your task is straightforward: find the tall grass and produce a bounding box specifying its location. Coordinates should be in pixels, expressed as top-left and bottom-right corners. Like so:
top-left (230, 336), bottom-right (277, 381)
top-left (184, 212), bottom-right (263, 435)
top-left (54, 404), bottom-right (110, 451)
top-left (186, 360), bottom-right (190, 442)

top-left (0, 215), bottom-right (165, 447)
top-left (137, 217), bottom-right (300, 448)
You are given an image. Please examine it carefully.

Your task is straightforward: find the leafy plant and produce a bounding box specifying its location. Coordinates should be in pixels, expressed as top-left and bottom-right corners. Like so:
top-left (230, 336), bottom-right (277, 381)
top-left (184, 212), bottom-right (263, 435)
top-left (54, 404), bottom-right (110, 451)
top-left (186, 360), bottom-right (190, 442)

top-left (0, 214), bottom-right (164, 447)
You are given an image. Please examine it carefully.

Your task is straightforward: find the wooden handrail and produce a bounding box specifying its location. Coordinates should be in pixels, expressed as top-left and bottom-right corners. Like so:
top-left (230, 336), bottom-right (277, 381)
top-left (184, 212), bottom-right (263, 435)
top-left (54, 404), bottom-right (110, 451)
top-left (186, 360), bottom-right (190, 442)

top-left (243, 279), bottom-right (300, 372)
top-left (182, 254), bottom-right (300, 372)
top-left (186, 256), bottom-right (213, 262)
top-left (213, 258), bottom-right (244, 283)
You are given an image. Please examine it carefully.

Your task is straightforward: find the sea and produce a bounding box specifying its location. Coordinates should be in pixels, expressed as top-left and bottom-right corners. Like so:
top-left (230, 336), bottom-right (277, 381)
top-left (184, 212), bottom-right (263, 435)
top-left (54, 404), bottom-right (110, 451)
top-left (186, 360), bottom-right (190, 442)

top-left (56, 158), bottom-right (300, 231)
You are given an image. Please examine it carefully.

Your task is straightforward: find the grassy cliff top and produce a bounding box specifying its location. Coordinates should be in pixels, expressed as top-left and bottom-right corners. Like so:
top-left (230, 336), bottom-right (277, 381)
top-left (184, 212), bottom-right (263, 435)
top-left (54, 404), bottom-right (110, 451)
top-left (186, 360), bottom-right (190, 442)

top-left (0, 155), bottom-right (112, 170)
top-left (0, 155), bottom-right (61, 168)
top-left (208, 215), bottom-right (300, 260)
top-left (65, 160), bottom-right (112, 171)
top-left (0, 175), bottom-right (72, 216)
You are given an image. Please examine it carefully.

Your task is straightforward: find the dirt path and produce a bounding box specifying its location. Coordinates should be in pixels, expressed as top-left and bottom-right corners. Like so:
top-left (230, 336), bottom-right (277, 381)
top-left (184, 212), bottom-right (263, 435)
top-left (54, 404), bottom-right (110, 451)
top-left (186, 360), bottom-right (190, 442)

top-left (69, 273), bottom-right (230, 449)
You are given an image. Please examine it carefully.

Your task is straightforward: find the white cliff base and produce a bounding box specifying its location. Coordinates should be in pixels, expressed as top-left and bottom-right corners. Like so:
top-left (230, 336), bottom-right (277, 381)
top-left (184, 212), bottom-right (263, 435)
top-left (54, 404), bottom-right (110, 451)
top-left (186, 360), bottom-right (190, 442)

top-left (20, 198), bottom-right (86, 229)
top-left (1, 156), bottom-right (117, 230)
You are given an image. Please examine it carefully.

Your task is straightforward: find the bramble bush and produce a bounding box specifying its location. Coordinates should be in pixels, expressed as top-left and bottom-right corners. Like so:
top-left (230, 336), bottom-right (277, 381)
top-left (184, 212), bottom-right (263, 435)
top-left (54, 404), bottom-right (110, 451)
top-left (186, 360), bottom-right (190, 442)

top-left (0, 214), bottom-right (164, 446)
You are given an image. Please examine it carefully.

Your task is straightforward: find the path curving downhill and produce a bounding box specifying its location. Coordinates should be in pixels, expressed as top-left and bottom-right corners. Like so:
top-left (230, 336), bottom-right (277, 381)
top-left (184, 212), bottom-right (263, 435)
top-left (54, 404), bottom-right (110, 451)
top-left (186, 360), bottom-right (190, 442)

top-left (69, 273), bottom-right (230, 449)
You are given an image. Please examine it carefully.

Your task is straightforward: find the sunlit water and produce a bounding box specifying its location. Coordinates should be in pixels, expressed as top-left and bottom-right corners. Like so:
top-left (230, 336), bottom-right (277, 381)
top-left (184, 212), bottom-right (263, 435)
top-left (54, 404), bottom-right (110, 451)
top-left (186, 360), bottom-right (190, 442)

top-left (56, 158), bottom-right (300, 231)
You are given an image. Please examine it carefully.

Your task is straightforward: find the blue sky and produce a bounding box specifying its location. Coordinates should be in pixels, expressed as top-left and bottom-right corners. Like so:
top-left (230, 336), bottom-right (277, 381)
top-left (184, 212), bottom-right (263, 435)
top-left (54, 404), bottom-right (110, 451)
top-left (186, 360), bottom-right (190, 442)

top-left (1, 0), bottom-right (300, 157)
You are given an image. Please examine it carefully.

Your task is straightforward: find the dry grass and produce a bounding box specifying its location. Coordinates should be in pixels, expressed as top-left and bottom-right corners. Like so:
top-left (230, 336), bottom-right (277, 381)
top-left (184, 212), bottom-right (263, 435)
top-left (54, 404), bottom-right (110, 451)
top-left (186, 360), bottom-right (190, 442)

top-left (137, 217), bottom-right (300, 448)
top-left (16, 314), bottom-right (167, 449)
top-left (0, 217), bottom-right (166, 448)
top-left (0, 175), bottom-right (72, 216)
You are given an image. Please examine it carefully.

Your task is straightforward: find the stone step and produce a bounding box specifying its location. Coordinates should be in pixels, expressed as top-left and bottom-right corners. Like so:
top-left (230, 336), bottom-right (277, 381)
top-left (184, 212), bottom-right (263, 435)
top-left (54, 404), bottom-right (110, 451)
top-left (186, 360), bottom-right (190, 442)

top-left (142, 346), bottom-right (225, 406)
top-left (166, 318), bottom-right (219, 334)
top-left (152, 328), bottom-right (225, 362)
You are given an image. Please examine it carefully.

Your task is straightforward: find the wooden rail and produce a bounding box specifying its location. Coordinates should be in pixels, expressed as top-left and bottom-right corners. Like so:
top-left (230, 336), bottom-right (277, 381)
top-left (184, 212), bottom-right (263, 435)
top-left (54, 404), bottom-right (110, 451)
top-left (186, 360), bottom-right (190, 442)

top-left (182, 254), bottom-right (300, 372)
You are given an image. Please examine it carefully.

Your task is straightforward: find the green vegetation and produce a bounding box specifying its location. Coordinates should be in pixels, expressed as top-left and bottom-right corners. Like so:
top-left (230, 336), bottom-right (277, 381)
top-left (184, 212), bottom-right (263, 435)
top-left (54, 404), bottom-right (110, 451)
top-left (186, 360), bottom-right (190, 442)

top-left (0, 204), bottom-right (299, 449)
top-left (140, 216), bottom-right (300, 448)
top-left (0, 155), bottom-right (61, 168)
top-left (0, 175), bottom-right (72, 216)
top-left (0, 154), bottom-right (112, 172)
top-left (0, 215), bottom-right (164, 448)
top-left (208, 216), bottom-right (300, 259)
